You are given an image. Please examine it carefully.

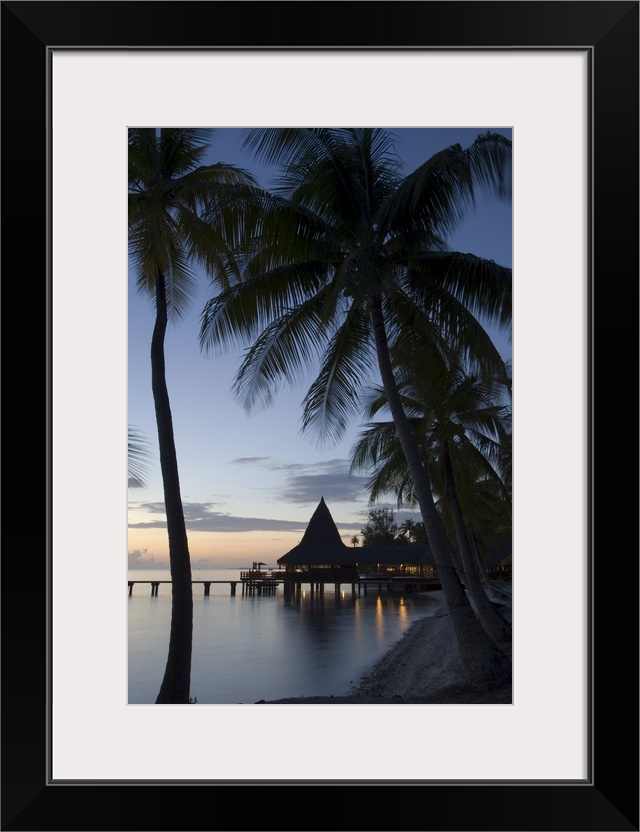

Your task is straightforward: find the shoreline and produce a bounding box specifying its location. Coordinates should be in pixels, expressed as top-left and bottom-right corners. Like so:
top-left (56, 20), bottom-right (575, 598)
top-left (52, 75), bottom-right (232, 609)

top-left (259, 590), bottom-right (512, 705)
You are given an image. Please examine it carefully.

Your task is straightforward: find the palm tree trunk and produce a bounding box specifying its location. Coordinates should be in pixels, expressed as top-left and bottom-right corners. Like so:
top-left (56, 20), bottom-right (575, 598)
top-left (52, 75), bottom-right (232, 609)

top-left (369, 296), bottom-right (511, 689)
top-left (152, 270), bottom-right (193, 704)
top-left (443, 443), bottom-right (511, 646)
top-left (472, 534), bottom-right (512, 601)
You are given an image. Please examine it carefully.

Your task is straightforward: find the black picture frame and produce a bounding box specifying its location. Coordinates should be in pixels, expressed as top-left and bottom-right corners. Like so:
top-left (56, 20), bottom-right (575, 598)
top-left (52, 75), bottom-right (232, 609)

top-left (2, 2), bottom-right (638, 830)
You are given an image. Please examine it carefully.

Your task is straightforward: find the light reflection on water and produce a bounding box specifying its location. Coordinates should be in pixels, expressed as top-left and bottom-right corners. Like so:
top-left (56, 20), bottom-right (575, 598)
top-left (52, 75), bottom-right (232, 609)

top-left (127, 569), bottom-right (441, 704)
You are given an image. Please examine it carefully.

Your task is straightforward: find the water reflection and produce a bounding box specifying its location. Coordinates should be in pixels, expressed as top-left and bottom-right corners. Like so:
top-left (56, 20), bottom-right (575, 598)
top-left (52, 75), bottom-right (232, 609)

top-left (128, 570), bottom-right (440, 703)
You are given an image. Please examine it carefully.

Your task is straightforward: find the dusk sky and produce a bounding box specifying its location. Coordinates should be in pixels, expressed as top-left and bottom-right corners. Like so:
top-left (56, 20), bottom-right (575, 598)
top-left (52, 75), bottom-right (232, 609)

top-left (127, 127), bottom-right (513, 570)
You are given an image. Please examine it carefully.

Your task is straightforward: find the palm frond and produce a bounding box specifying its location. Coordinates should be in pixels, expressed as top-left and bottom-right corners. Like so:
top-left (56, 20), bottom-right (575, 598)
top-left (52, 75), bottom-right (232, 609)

top-left (466, 132), bottom-right (512, 200)
top-left (300, 307), bottom-right (376, 446)
top-left (378, 144), bottom-right (475, 238)
top-left (128, 426), bottom-right (152, 489)
top-left (349, 420), bottom-right (421, 507)
top-left (128, 129), bottom-right (255, 318)
top-left (199, 260), bottom-right (331, 355)
top-left (408, 251), bottom-right (511, 331)
top-left (231, 292), bottom-right (337, 412)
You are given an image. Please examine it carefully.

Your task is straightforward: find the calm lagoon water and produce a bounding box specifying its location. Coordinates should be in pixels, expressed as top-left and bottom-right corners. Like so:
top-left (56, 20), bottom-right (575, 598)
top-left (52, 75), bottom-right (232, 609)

top-left (128, 567), bottom-right (441, 704)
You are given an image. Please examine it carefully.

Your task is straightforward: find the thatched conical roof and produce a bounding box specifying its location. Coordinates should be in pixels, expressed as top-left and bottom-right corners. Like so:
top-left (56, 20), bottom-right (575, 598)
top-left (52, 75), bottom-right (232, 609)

top-left (277, 497), bottom-right (351, 565)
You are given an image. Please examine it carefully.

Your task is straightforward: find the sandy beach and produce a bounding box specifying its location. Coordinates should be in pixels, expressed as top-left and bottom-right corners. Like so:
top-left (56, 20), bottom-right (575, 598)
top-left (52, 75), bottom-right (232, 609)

top-left (259, 589), bottom-right (512, 705)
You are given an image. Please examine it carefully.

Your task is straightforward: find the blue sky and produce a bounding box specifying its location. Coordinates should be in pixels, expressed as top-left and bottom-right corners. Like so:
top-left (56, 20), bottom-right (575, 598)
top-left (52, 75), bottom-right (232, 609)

top-left (128, 128), bottom-right (512, 569)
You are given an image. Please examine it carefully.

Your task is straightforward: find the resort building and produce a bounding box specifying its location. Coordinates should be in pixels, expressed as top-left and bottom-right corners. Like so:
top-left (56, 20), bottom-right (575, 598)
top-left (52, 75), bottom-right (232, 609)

top-left (274, 497), bottom-right (511, 590)
top-left (275, 497), bottom-right (438, 585)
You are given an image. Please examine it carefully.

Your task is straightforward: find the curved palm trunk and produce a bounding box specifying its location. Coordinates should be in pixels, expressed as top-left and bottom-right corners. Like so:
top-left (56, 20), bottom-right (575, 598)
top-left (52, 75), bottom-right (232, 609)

top-left (152, 271), bottom-right (193, 704)
top-left (443, 443), bottom-right (512, 646)
top-left (472, 534), bottom-right (513, 601)
top-left (370, 296), bottom-right (511, 689)
top-left (441, 519), bottom-right (463, 573)
top-left (472, 534), bottom-right (493, 585)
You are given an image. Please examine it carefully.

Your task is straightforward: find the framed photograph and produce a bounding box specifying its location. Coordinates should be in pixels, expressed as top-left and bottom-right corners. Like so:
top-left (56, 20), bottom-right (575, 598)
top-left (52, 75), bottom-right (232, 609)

top-left (3, 1), bottom-right (637, 830)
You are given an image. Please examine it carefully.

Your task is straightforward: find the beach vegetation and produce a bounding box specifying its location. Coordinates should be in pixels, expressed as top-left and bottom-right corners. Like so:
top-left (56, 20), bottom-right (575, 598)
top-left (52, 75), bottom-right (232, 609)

top-left (358, 509), bottom-right (427, 547)
top-left (360, 507), bottom-right (402, 546)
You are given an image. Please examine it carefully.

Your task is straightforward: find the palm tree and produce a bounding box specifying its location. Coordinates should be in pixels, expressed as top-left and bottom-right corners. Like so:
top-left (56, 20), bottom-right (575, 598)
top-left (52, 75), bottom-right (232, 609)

top-left (350, 364), bottom-right (512, 646)
top-left (128, 128), bottom-right (255, 703)
top-left (200, 128), bottom-right (512, 689)
top-left (350, 535), bottom-right (360, 547)
top-left (397, 518), bottom-right (427, 546)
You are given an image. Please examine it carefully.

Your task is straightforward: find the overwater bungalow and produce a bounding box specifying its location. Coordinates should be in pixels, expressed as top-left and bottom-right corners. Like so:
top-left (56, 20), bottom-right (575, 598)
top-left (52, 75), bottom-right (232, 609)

top-left (272, 497), bottom-right (436, 587)
top-left (273, 497), bottom-right (510, 590)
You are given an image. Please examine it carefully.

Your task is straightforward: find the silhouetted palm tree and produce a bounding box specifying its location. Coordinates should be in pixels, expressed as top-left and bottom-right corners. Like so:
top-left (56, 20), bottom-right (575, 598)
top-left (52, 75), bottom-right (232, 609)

top-left (350, 362), bottom-right (512, 646)
top-left (200, 128), bottom-right (512, 688)
top-left (128, 128), bottom-right (255, 703)
top-left (397, 518), bottom-right (427, 545)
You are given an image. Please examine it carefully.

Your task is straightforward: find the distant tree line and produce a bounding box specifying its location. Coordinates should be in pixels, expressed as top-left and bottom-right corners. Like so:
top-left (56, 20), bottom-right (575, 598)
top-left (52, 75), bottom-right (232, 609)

top-left (358, 508), bottom-right (427, 547)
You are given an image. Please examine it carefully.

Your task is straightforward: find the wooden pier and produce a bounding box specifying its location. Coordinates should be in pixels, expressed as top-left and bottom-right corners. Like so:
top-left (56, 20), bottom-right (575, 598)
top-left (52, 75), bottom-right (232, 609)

top-left (127, 575), bottom-right (441, 598)
top-left (239, 572), bottom-right (279, 595)
top-left (128, 580), bottom-right (240, 597)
